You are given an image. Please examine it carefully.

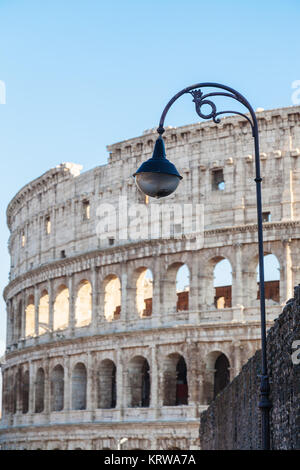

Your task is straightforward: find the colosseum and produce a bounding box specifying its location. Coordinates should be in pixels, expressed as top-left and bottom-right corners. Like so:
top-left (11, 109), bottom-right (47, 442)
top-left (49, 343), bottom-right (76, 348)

top-left (1, 104), bottom-right (300, 450)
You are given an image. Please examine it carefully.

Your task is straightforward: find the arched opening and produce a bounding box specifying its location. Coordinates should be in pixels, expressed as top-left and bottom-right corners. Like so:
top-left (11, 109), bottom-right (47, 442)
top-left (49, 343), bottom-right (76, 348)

top-left (51, 365), bottom-right (64, 412)
top-left (97, 359), bottom-right (117, 409)
top-left (25, 295), bottom-right (35, 337)
top-left (72, 363), bottom-right (87, 410)
top-left (176, 264), bottom-right (190, 311)
top-left (214, 259), bottom-right (232, 308)
top-left (75, 280), bottom-right (92, 327)
top-left (163, 353), bottom-right (188, 406)
top-left (136, 268), bottom-right (153, 317)
top-left (257, 254), bottom-right (280, 303)
top-left (35, 368), bottom-right (45, 413)
top-left (214, 353), bottom-right (230, 398)
top-left (22, 370), bottom-right (29, 414)
top-left (53, 285), bottom-right (69, 331)
top-left (127, 356), bottom-right (150, 408)
top-left (38, 290), bottom-right (49, 335)
top-left (104, 275), bottom-right (121, 321)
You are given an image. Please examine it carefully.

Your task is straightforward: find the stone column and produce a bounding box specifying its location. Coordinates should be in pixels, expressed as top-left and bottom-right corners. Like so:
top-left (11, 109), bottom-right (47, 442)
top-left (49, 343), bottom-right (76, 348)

top-left (283, 239), bottom-right (293, 302)
top-left (91, 266), bottom-right (99, 329)
top-left (68, 274), bottom-right (75, 334)
top-left (44, 356), bottom-right (51, 415)
top-left (186, 342), bottom-right (198, 405)
top-left (150, 346), bottom-right (158, 414)
top-left (48, 279), bottom-right (54, 334)
top-left (189, 257), bottom-right (199, 312)
top-left (6, 300), bottom-right (12, 347)
top-left (34, 285), bottom-right (39, 338)
top-left (232, 243), bottom-right (243, 306)
top-left (231, 340), bottom-right (243, 378)
top-left (152, 256), bottom-right (162, 321)
top-left (86, 352), bottom-right (94, 411)
top-left (116, 348), bottom-right (123, 412)
top-left (64, 355), bottom-right (71, 411)
top-left (28, 361), bottom-right (35, 414)
top-left (121, 264), bottom-right (129, 322)
top-left (21, 290), bottom-right (26, 339)
top-left (281, 153), bottom-right (294, 220)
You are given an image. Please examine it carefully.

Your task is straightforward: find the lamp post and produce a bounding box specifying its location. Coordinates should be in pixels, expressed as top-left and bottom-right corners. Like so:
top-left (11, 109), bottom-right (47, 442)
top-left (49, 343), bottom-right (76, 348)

top-left (133, 82), bottom-right (272, 450)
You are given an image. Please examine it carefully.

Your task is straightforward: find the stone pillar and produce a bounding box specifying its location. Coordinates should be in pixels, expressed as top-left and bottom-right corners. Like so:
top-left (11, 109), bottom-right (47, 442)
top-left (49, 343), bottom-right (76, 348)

top-left (44, 356), bottom-right (51, 415)
top-left (201, 272), bottom-right (214, 307)
top-left (150, 346), bottom-right (158, 414)
top-left (116, 348), bottom-right (123, 411)
top-left (122, 362), bottom-right (128, 412)
top-left (21, 290), bottom-right (26, 339)
top-left (197, 370), bottom-right (206, 405)
top-left (234, 158), bottom-right (245, 225)
top-left (64, 355), bottom-right (71, 411)
top-left (231, 340), bottom-right (243, 378)
top-left (34, 285), bottom-right (39, 337)
top-left (152, 256), bottom-right (162, 321)
top-left (283, 239), bottom-right (293, 302)
top-left (48, 279), bottom-right (54, 335)
top-left (28, 361), bottom-right (35, 414)
top-left (6, 300), bottom-right (13, 347)
top-left (232, 243), bottom-right (243, 306)
top-left (281, 153), bottom-right (294, 220)
top-left (91, 266), bottom-right (99, 329)
top-left (186, 342), bottom-right (198, 405)
top-left (68, 274), bottom-right (75, 334)
top-left (189, 257), bottom-right (199, 312)
top-left (86, 352), bottom-right (94, 411)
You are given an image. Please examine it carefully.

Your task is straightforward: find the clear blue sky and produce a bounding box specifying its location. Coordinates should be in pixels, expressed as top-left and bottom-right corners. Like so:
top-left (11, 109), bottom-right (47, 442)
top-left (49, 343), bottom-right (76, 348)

top-left (0, 0), bottom-right (300, 354)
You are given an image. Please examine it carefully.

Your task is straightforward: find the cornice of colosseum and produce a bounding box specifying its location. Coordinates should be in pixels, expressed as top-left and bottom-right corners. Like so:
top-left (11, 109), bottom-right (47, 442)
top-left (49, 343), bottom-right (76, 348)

top-left (106, 106), bottom-right (300, 159)
top-left (2, 320), bottom-right (264, 364)
top-left (3, 218), bottom-right (295, 301)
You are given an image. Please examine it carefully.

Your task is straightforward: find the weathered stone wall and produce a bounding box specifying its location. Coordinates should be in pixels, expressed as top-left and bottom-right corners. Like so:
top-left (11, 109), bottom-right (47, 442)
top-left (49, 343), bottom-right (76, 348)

top-left (199, 286), bottom-right (300, 450)
top-left (1, 106), bottom-right (300, 449)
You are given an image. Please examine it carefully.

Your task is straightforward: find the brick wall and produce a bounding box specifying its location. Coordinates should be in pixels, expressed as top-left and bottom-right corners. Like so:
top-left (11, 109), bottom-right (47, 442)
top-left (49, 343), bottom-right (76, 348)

top-left (199, 286), bottom-right (300, 450)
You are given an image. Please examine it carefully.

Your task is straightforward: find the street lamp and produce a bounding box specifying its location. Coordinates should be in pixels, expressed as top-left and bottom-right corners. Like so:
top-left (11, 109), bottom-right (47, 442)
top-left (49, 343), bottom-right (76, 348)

top-left (133, 82), bottom-right (272, 450)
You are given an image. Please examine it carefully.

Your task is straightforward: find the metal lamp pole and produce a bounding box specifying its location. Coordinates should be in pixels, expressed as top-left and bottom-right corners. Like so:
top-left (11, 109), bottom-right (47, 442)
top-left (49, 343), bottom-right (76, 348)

top-left (133, 82), bottom-right (272, 450)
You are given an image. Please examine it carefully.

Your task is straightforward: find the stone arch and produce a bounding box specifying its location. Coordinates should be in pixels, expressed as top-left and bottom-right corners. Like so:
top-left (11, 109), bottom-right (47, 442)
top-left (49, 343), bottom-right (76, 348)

top-left (72, 362), bottom-right (87, 410)
top-left (163, 262), bottom-right (190, 312)
top-left (75, 280), bottom-right (92, 327)
top-left (203, 351), bottom-right (231, 403)
top-left (257, 253), bottom-right (280, 304)
top-left (50, 364), bottom-right (64, 412)
top-left (38, 290), bottom-right (49, 335)
top-left (214, 353), bottom-right (230, 398)
top-left (53, 285), bottom-right (69, 331)
top-left (103, 275), bottom-right (121, 321)
top-left (163, 353), bottom-right (188, 406)
top-left (213, 257), bottom-right (232, 309)
top-left (25, 294), bottom-right (35, 337)
top-left (35, 368), bottom-right (45, 413)
top-left (97, 359), bottom-right (117, 409)
top-left (135, 267), bottom-right (153, 317)
top-left (176, 264), bottom-right (190, 311)
top-left (22, 370), bottom-right (30, 414)
top-left (127, 356), bottom-right (150, 408)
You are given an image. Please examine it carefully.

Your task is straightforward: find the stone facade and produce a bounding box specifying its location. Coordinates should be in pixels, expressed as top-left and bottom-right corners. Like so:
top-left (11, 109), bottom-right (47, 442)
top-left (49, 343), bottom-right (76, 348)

top-left (199, 286), bottom-right (300, 450)
top-left (1, 105), bottom-right (300, 450)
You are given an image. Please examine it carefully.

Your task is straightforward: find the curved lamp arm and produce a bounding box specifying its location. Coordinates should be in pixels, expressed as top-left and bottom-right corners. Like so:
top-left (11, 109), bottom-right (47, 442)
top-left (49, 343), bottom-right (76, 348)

top-left (155, 82), bottom-right (271, 450)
